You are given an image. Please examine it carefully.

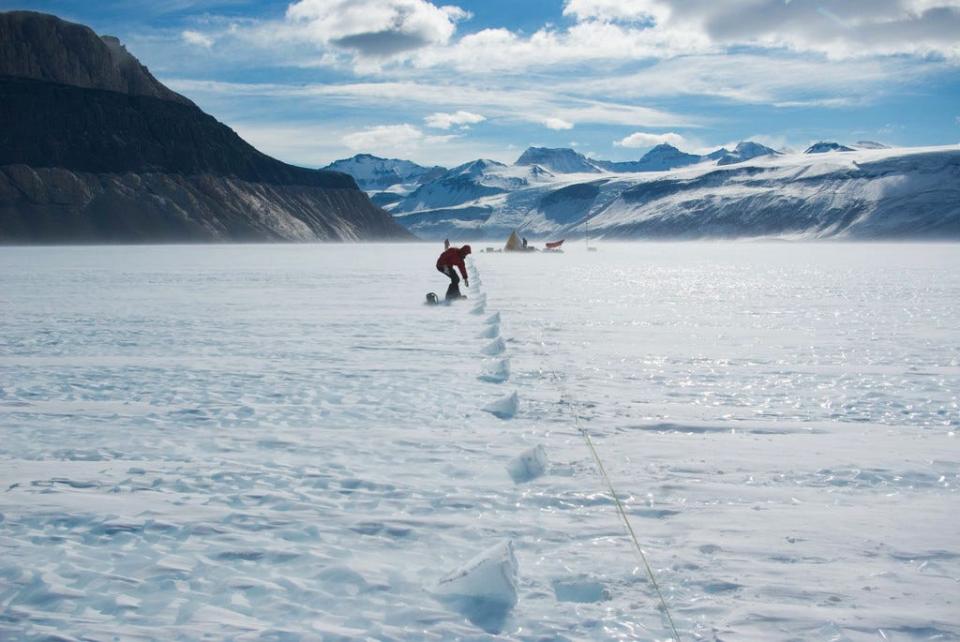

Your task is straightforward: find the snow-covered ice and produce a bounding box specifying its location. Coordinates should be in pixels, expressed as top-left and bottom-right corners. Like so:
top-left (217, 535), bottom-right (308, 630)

top-left (0, 242), bottom-right (958, 641)
top-left (434, 540), bottom-right (520, 633)
top-left (483, 391), bottom-right (519, 418)
top-left (477, 323), bottom-right (500, 339)
top-left (506, 445), bottom-right (548, 484)
top-left (481, 337), bottom-right (506, 356)
top-left (479, 359), bottom-right (511, 384)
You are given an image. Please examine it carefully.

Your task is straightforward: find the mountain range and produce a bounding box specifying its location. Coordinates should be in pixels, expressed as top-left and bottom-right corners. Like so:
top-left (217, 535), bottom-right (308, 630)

top-left (2, 10), bottom-right (956, 244)
top-left (0, 11), bottom-right (408, 243)
top-left (327, 143), bottom-right (960, 241)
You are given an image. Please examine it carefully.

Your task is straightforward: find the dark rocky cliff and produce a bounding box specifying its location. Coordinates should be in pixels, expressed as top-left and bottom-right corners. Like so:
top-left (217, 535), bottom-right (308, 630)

top-left (0, 11), bottom-right (410, 242)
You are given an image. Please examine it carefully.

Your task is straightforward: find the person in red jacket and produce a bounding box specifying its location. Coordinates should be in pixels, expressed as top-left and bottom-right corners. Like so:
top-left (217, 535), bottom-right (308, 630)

top-left (436, 244), bottom-right (471, 300)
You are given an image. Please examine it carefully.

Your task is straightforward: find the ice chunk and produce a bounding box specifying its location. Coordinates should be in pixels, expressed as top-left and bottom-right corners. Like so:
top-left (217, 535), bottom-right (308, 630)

top-left (435, 540), bottom-right (519, 632)
top-left (477, 324), bottom-right (499, 339)
top-left (552, 577), bottom-right (611, 603)
top-left (436, 540), bottom-right (519, 602)
top-left (481, 337), bottom-right (506, 356)
top-left (470, 302), bottom-right (486, 315)
top-left (484, 312), bottom-right (501, 325)
top-left (506, 445), bottom-right (548, 483)
top-left (483, 391), bottom-right (518, 419)
top-left (478, 359), bottom-right (510, 383)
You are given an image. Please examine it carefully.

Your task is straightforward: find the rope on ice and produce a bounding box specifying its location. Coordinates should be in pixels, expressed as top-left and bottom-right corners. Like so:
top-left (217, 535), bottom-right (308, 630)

top-left (538, 336), bottom-right (683, 642)
top-left (467, 256), bottom-right (681, 641)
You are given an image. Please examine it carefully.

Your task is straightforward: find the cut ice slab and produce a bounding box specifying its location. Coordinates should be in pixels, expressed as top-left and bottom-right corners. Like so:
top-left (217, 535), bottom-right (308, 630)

top-left (481, 337), bottom-right (506, 356)
top-left (470, 302), bottom-right (487, 315)
top-left (552, 576), bottom-right (611, 603)
top-left (484, 312), bottom-right (500, 325)
top-left (478, 359), bottom-right (510, 383)
top-left (477, 324), bottom-right (500, 339)
top-left (435, 540), bottom-right (519, 603)
top-left (506, 445), bottom-right (548, 483)
top-left (434, 540), bottom-right (519, 633)
top-left (483, 391), bottom-right (518, 419)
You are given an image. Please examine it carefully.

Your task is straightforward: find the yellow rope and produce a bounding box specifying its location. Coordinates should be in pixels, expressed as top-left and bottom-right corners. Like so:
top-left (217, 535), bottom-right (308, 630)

top-left (469, 259), bottom-right (681, 641)
top-left (543, 346), bottom-right (682, 642)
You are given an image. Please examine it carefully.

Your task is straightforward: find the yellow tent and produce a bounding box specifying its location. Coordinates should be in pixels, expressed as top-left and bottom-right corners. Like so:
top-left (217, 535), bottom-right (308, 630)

top-left (504, 230), bottom-right (522, 251)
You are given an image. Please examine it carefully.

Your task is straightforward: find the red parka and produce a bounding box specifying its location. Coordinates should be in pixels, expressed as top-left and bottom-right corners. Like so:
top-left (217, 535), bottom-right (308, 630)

top-left (436, 245), bottom-right (472, 280)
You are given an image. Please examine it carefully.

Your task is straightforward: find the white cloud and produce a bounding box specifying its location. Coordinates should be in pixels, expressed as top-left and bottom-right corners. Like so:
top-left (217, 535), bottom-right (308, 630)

top-left (399, 0), bottom-right (960, 76)
top-left (412, 20), bottom-right (714, 72)
top-left (283, 0), bottom-right (469, 57)
top-left (168, 78), bottom-right (696, 128)
top-left (424, 110), bottom-right (486, 129)
top-left (543, 117), bottom-right (574, 130)
top-left (562, 0), bottom-right (664, 23)
top-left (182, 30), bottom-right (214, 48)
top-left (561, 0), bottom-right (960, 60)
top-left (343, 123), bottom-right (425, 149)
top-left (341, 123), bottom-right (457, 154)
top-left (615, 131), bottom-right (686, 148)
top-left (231, 122), bottom-right (512, 167)
top-left (562, 53), bottom-right (943, 106)
top-left (181, 0), bottom-right (473, 71)
top-left (165, 0), bottom-right (958, 117)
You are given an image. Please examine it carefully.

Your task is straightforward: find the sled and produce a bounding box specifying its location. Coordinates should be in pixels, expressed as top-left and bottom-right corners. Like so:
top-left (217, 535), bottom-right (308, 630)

top-left (426, 292), bottom-right (467, 305)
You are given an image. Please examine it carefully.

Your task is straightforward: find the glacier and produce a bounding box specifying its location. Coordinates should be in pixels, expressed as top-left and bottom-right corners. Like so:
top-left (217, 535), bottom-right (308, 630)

top-left (379, 145), bottom-right (960, 241)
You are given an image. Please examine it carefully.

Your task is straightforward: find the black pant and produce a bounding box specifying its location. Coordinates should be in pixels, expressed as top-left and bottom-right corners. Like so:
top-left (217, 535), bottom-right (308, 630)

top-left (438, 265), bottom-right (462, 300)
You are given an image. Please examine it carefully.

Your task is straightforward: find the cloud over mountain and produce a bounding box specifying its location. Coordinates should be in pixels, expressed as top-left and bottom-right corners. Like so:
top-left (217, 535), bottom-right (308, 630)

top-left (285, 0), bottom-right (470, 57)
top-left (615, 131), bottom-right (686, 148)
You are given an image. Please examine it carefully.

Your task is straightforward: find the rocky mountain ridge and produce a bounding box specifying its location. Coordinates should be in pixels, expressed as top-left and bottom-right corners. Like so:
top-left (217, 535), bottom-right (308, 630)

top-left (0, 11), bottom-right (408, 243)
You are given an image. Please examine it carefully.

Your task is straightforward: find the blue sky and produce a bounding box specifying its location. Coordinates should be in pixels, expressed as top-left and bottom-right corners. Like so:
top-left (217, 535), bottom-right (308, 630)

top-left (4, 0), bottom-right (960, 167)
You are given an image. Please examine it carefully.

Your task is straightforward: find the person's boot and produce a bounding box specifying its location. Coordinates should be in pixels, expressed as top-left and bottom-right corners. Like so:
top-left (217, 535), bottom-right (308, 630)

top-left (446, 283), bottom-right (464, 301)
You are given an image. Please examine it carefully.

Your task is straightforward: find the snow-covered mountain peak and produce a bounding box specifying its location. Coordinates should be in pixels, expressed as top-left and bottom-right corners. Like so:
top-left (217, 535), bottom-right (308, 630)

top-left (645, 143), bottom-right (681, 155)
top-left (634, 144), bottom-right (703, 170)
top-left (805, 141), bottom-right (855, 154)
top-left (323, 154), bottom-right (444, 190)
top-left (712, 141), bottom-right (779, 166)
top-left (706, 147), bottom-right (733, 160)
top-left (515, 147), bottom-right (602, 173)
top-left (733, 141), bottom-right (775, 156)
top-left (449, 158), bottom-right (508, 177)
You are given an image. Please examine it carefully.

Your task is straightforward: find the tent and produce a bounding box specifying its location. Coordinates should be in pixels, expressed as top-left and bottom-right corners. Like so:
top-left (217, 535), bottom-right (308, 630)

top-left (504, 230), bottom-right (523, 251)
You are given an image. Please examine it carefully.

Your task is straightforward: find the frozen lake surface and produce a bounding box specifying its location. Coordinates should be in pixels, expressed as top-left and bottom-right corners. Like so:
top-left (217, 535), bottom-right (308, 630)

top-left (1, 242), bottom-right (958, 641)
